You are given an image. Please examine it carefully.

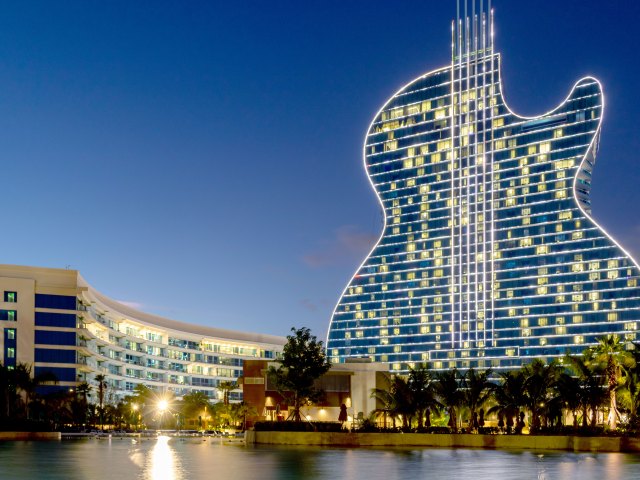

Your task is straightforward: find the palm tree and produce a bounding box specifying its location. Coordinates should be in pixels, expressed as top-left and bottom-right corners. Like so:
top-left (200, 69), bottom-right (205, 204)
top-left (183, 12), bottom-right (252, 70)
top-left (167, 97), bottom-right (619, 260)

top-left (0, 362), bottom-right (58, 423)
top-left (487, 370), bottom-right (526, 433)
top-left (620, 366), bottom-right (640, 426)
top-left (463, 368), bottom-right (491, 430)
top-left (522, 359), bottom-right (561, 433)
top-left (94, 374), bottom-right (107, 429)
top-left (370, 375), bottom-right (397, 429)
top-left (390, 375), bottom-right (415, 428)
top-left (435, 368), bottom-right (462, 432)
top-left (564, 353), bottom-right (607, 428)
top-left (555, 372), bottom-right (582, 428)
top-left (370, 373), bottom-right (414, 429)
top-left (71, 381), bottom-right (92, 427)
top-left (407, 364), bottom-right (440, 428)
top-left (181, 391), bottom-right (211, 428)
top-left (229, 402), bottom-right (256, 430)
top-left (218, 380), bottom-right (238, 406)
top-left (461, 368), bottom-right (495, 432)
top-left (586, 335), bottom-right (634, 429)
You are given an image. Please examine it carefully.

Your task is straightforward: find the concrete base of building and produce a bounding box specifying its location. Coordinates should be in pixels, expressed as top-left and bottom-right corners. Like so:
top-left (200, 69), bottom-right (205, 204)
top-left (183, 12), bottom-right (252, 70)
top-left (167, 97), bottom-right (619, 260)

top-left (0, 431), bottom-right (61, 441)
top-left (245, 430), bottom-right (640, 453)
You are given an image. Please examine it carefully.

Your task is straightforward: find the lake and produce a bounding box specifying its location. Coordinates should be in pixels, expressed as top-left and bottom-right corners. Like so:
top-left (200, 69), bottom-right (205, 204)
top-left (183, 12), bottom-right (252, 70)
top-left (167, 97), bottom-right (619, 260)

top-left (1, 436), bottom-right (639, 480)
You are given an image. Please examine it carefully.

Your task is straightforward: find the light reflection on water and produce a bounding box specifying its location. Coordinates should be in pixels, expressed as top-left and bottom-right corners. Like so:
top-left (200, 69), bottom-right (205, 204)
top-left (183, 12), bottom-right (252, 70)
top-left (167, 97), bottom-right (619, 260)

top-left (1, 437), bottom-right (640, 480)
top-left (145, 436), bottom-right (183, 480)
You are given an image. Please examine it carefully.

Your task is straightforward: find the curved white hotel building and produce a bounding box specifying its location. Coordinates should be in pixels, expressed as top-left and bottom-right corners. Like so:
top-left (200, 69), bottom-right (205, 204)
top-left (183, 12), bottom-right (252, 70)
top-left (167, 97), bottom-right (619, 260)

top-left (327, 2), bottom-right (640, 372)
top-left (0, 264), bottom-right (285, 401)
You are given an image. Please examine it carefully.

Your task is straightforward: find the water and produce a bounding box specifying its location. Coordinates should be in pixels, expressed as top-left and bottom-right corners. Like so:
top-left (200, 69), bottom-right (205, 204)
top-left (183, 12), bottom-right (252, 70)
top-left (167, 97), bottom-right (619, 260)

top-left (1, 436), bottom-right (639, 480)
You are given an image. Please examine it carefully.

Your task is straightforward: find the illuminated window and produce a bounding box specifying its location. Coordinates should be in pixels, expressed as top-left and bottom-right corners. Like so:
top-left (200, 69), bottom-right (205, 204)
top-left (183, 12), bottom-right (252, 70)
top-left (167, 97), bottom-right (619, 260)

top-left (434, 108), bottom-right (447, 119)
top-left (520, 238), bottom-right (533, 247)
top-left (1, 310), bottom-right (17, 322)
top-left (390, 108), bottom-right (403, 119)
top-left (384, 140), bottom-right (398, 152)
top-left (407, 104), bottom-right (420, 115)
top-left (3, 292), bottom-right (17, 303)
top-left (555, 159), bottom-right (575, 170)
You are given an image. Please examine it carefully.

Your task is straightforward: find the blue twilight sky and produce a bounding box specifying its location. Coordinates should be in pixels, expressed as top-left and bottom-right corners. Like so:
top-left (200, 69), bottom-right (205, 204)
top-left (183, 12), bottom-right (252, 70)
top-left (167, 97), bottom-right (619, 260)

top-left (2, 1), bottom-right (640, 340)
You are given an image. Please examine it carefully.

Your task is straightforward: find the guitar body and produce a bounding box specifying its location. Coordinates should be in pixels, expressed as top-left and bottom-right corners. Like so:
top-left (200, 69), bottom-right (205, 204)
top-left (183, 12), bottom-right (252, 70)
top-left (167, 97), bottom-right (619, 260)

top-left (327, 19), bottom-right (640, 371)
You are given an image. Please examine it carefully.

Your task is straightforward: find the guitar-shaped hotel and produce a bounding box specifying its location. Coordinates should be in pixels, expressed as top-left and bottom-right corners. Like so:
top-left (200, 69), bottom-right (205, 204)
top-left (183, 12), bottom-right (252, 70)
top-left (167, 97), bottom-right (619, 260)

top-left (327, 1), bottom-right (640, 372)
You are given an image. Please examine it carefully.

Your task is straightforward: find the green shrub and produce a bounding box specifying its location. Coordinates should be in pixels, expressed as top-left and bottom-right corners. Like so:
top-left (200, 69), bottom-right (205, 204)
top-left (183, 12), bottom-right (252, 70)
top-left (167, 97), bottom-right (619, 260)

top-left (253, 421), bottom-right (342, 432)
top-left (478, 426), bottom-right (500, 435)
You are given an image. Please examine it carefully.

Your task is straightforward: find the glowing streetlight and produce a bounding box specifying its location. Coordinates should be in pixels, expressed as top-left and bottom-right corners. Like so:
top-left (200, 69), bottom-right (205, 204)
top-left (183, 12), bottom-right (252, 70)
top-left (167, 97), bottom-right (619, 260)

top-left (131, 403), bottom-right (141, 431)
top-left (157, 399), bottom-right (169, 413)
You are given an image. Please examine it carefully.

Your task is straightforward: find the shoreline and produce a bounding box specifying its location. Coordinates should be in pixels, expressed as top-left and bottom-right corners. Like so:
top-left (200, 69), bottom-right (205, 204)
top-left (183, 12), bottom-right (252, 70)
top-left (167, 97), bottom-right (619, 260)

top-left (245, 431), bottom-right (640, 453)
top-left (0, 432), bottom-right (61, 441)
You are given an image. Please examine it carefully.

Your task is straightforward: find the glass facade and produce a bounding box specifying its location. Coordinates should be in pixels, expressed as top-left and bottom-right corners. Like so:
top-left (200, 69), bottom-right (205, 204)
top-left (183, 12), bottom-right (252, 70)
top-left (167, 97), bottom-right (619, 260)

top-left (74, 287), bottom-right (285, 401)
top-left (0, 265), bottom-right (285, 402)
top-left (327, 7), bottom-right (640, 373)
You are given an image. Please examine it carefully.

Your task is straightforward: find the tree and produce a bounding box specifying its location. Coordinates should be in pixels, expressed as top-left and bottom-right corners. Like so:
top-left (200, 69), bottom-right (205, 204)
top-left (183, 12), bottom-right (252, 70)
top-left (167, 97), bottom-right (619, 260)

top-left (389, 375), bottom-right (414, 428)
top-left (585, 335), bottom-right (634, 429)
top-left (228, 402), bottom-right (256, 430)
top-left (522, 359), bottom-right (562, 432)
top-left (71, 381), bottom-right (92, 427)
top-left (619, 344), bottom-right (640, 427)
top-left (218, 381), bottom-right (238, 406)
top-left (488, 370), bottom-right (526, 433)
top-left (461, 368), bottom-right (495, 432)
top-left (435, 368), bottom-right (462, 432)
top-left (407, 364), bottom-right (440, 428)
top-left (370, 375), bottom-right (397, 429)
top-left (555, 372), bottom-right (582, 428)
top-left (94, 374), bottom-right (107, 429)
top-left (181, 391), bottom-right (211, 428)
top-left (0, 362), bottom-right (58, 425)
top-left (564, 353), bottom-right (607, 427)
top-left (267, 327), bottom-right (331, 422)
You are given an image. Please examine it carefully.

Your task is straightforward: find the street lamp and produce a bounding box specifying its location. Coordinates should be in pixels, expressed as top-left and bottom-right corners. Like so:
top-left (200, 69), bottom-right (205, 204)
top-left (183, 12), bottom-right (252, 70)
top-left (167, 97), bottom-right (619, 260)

top-left (157, 399), bottom-right (169, 430)
top-left (132, 403), bottom-right (140, 431)
top-left (158, 400), bottom-right (168, 413)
